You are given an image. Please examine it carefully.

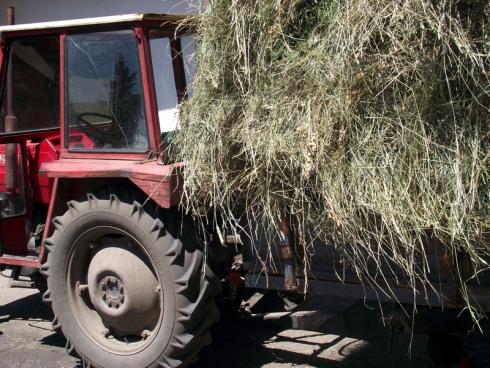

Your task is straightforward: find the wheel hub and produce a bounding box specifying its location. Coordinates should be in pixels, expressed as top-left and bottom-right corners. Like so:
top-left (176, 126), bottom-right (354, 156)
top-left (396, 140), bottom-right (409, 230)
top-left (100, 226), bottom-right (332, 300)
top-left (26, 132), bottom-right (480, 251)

top-left (100, 275), bottom-right (125, 309)
top-left (86, 246), bottom-right (161, 336)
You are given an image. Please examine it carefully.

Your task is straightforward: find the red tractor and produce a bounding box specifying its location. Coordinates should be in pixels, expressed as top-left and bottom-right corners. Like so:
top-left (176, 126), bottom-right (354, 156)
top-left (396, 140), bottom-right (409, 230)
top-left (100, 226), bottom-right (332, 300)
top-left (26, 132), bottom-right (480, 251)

top-left (0, 12), bottom-right (222, 368)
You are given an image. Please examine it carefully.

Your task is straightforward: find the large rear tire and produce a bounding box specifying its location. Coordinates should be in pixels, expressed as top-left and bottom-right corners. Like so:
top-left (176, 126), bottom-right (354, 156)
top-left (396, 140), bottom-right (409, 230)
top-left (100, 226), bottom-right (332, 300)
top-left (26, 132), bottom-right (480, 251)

top-left (41, 188), bottom-right (220, 368)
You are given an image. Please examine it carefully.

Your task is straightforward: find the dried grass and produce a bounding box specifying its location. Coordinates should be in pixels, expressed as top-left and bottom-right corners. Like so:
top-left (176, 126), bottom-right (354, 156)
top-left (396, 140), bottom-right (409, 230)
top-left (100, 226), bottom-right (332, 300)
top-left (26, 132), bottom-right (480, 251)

top-left (174, 0), bottom-right (490, 320)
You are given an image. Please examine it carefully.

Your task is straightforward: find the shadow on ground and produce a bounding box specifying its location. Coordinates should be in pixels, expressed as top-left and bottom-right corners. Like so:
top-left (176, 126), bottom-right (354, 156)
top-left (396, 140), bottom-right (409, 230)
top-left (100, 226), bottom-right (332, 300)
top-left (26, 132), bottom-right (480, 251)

top-left (2, 290), bottom-right (490, 368)
top-left (0, 290), bottom-right (67, 350)
top-left (0, 292), bottom-right (51, 322)
top-left (193, 301), bottom-right (432, 368)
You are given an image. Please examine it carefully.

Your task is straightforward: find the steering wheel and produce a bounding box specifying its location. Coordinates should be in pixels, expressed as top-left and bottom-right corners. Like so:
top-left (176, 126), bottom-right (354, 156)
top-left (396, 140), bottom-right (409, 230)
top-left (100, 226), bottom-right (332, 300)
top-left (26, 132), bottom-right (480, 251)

top-left (75, 112), bottom-right (114, 142)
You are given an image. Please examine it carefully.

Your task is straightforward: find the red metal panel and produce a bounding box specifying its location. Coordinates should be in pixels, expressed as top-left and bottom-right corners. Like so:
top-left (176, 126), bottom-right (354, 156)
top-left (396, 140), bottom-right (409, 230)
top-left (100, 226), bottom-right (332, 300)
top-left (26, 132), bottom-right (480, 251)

top-left (0, 34), bottom-right (5, 92)
top-left (0, 216), bottom-right (27, 255)
top-left (26, 137), bottom-right (60, 203)
top-left (130, 178), bottom-right (171, 208)
top-left (38, 177), bottom-right (59, 263)
top-left (60, 151), bottom-right (148, 160)
top-left (137, 26), bottom-right (160, 152)
top-left (40, 159), bottom-right (174, 180)
top-left (0, 255), bottom-right (40, 268)
top-left (39, 160), bottom-right (183, 209)
top-left (59, 32), bottom-right (66, 154)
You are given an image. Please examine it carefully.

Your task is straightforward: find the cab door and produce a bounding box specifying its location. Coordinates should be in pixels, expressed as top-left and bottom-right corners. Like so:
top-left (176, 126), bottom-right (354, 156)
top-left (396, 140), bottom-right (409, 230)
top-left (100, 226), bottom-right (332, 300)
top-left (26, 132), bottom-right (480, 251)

top-left (0, 35), bottom-right (60, 256)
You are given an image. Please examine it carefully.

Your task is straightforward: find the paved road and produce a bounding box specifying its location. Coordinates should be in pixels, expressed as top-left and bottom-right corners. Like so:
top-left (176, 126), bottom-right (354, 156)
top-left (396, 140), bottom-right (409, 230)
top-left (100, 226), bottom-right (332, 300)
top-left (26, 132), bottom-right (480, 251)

top-left (1, 273), bottom-right (489, 368)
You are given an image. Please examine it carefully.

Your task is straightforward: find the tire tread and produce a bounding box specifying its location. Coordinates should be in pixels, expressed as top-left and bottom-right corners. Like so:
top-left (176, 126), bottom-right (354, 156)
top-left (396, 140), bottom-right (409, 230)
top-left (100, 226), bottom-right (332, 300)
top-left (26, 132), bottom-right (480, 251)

top-left (42, 188), bottom-right (220, 368)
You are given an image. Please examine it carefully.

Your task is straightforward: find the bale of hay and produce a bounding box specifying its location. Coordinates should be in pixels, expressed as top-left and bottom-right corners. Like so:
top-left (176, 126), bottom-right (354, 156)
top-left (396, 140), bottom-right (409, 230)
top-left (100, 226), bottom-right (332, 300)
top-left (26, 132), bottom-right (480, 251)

top-left (174, 0), bottom-right (490, 317)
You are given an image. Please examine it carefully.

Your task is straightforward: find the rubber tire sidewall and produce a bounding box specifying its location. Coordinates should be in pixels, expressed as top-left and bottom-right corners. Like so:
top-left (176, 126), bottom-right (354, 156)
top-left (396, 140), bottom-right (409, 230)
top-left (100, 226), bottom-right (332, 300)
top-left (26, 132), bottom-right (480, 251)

top-left (48, 207), bottom-right (183, 368)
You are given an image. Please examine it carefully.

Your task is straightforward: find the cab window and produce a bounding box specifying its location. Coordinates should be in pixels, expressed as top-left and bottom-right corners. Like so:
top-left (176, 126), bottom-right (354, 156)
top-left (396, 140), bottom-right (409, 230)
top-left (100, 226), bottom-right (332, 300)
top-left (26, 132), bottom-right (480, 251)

top-left (149, 30), bottom-right (196, 149)
top-left (149, 33), bottom-right (179, 133)
top-left (0, 36), bottom-right (59, 134)
top-left (65, 30), bottom-right (148, 151)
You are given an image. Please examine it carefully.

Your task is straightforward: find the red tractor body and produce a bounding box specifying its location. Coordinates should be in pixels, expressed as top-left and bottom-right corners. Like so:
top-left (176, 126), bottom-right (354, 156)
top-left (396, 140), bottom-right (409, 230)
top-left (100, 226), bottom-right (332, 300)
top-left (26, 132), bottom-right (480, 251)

top-left (0, 16), bottom-right (221, 368)
top-left (0, 14), bottom-right (187, 268)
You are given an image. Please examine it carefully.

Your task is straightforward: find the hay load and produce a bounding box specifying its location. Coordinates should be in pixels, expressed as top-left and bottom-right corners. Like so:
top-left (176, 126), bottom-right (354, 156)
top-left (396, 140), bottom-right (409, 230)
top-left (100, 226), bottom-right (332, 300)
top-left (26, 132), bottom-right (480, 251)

top-left (175, 1), bottom-right (490, 315)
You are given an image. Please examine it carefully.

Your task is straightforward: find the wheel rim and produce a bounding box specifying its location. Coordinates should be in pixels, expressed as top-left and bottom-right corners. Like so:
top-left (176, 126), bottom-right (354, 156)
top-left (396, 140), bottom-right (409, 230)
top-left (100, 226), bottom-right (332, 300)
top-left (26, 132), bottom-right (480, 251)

top-left (67, 226), bottom-right (164, 354)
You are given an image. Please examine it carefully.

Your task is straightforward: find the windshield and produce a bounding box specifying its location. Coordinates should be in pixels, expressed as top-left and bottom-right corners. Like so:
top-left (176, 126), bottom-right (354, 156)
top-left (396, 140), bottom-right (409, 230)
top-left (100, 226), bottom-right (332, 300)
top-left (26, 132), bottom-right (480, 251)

top-left (65, 30), bottom-right (148, 151)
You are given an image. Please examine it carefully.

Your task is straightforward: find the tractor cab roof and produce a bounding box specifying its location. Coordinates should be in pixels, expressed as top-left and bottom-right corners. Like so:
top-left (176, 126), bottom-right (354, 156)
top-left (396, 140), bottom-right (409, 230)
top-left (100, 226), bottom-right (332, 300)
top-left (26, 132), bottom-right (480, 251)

top-left (0, 13), bottom-right (190, 33)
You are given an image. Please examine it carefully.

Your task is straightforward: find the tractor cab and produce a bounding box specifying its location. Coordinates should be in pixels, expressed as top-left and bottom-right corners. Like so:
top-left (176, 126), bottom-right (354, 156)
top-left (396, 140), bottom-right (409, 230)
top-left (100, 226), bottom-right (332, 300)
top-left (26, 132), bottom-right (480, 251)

top-left (0, 15), bottom-right (212, 368)
top-left (0, 14), bottom-right (194, 271)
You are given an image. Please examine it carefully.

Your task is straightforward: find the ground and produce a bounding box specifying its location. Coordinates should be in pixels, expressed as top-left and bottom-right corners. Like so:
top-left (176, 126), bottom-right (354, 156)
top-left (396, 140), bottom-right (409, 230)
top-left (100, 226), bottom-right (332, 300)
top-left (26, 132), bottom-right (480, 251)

top-left (1, 273), bottom-right (489, 368)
